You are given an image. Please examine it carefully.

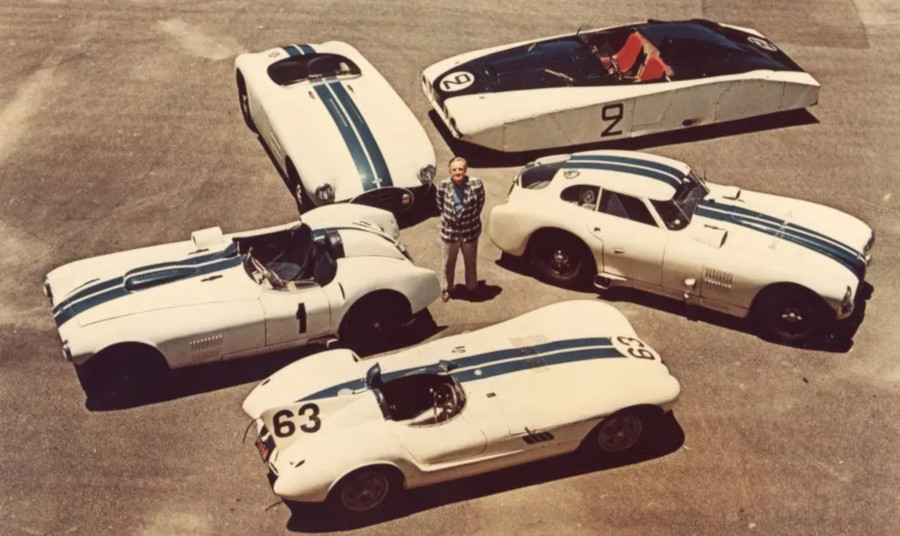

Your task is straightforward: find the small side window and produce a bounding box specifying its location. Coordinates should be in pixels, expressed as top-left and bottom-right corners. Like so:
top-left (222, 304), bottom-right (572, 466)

top-left (599, 190), bottom-right (657, 226)
top-left (560, 185), bottom-right (600, 211)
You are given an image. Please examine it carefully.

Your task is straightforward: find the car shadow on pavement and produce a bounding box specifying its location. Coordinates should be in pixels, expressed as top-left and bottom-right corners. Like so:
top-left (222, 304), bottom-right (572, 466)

top-left (283, 411), bottom-right (685, 532)
top-left (495, 254), bottom-right (871, 354)
top-left (428, 109), bottom-right (819, 168)
top-left (84, 310), bottom-right (446, 411)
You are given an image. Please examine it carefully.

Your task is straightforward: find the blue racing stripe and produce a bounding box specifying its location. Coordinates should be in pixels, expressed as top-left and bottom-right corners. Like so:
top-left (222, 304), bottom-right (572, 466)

top-left (54, 254), bottom-right (244, 328)
top-left (328, 82), bottom-right (393, 190)
top-left (298, 337), bottom-right (619, 402)
top-left (563, 161), bottom-right (682, 189)
top-left (282, 45), bottom-right (301, 57)
top-left (298, 44), bottom-right (315, 55)
top-left (569, 154), bottom-right (686, 181)
top-left (313, 84), bottom-right (378, 191)
top-left (696, 203), bottom-right (865, 278)
top-left (52, 243), bottom-right (238, 316)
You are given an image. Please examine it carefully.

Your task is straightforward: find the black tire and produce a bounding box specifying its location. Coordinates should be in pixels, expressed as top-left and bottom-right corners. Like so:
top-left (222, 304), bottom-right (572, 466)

top-left (529, 231), bottom-right (595, 288)
top-left (328, 467), bottom-right (400, 518)
top-left (81, 345), bottom-right (168, 410)
top-left (236, 71), bottom-right (257, 133)
top-left (286, 160), bottom-right (313, 214)
top-left (590, 410), bottom-right (646, 454)
top-left (754, 285), bottom-right (832, 344)
top-left (340, 294), bottom-right (410, 352)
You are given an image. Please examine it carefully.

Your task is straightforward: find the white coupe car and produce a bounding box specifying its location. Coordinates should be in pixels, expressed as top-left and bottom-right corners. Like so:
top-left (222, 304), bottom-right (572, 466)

top-left (489, 151), bottom-right (874, 344)
top-left (422, 19), bottom-right (819, 152)
top-left (236, 42), bottom-right (436, 214)
top-left (243, 300), bottom-right (680, 518)
top-left (44, 205), bottom-right (440, 403)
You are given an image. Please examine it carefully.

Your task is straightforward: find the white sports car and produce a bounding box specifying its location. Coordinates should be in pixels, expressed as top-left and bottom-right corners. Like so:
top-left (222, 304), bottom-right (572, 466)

top-left (243, 300), bottom-right (680, 518)
top-left (236, 42), bottom-right (436, 214)
top-left (489, 150), bottom-right (874, 344)
top-left (422, 19), bottom-right (819, 152)
top-left (44, 204), bottom-right (440, 402)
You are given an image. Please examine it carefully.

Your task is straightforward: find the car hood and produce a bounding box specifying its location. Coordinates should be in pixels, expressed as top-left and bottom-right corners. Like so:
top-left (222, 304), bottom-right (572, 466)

top-left (48, 241), bottom-right (258, 328)
top-left (692, 186), bottom-right (872, 278)
top-left (268, 77), bottom-right (434, 199)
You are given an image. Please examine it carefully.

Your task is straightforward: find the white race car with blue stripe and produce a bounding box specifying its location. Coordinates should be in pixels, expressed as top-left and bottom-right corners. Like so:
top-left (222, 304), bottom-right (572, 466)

top-left (43, 204), bottom-right (440, 405)
top-left (489, 150), bottom-right (875, 344)
top-left (236, 42), bottom-right (436, 214)
top-left (242, 300), bottom-right (680, 517)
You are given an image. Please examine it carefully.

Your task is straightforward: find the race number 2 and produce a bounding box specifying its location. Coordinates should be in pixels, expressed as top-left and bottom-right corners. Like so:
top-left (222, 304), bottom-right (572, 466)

top-left (601, 103), bottom-right (624, 137)
top-left (272, 403), bottom-right (322, 437)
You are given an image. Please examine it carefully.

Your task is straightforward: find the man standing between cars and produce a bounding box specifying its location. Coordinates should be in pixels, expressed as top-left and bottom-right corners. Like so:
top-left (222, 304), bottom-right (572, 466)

top-left (436, 156), bottom-right (485, 302)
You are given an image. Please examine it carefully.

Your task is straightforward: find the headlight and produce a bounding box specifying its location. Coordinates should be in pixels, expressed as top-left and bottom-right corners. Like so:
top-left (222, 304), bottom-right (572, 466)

top-left (841, 285), bottom-right (854, 315)
top-left (315, 183), bottom-right (335, 203)
top-left (418, 164), bottom-right (436, 185)
top-left (864, 231), bottom-right (875, 253)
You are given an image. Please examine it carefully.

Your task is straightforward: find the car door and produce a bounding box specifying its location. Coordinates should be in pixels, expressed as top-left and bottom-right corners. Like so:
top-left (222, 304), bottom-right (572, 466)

top-left (592, 189), bottom-right (665, 285)
top-left (257, 284), bottom-right (331, 349)
top-left (390, 415), bottom-right (487, 465)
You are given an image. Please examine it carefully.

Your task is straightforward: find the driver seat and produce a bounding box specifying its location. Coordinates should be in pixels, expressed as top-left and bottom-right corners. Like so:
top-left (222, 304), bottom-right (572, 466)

top-left (614, 32), bottom-right (644, 74)
top-left (268, 225), bottom-right (315, 281)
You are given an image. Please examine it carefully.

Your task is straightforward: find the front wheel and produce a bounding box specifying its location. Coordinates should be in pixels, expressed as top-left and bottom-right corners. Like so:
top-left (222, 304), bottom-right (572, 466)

top-left (529, 231), bottom-right (595, 288)
top-left (236, 72), bottom-right (257, 134)
top-left (754, 286), bottom-right (832, 344)
top-left (329, 467), bottom-right (399, 518)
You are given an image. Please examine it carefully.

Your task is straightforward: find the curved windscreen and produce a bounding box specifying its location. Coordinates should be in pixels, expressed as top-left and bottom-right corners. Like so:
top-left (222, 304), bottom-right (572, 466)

top-left (268, 53), bottom-right (361, 86)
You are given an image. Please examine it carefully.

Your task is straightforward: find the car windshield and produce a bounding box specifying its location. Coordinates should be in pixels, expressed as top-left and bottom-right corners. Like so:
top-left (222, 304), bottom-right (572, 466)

top-left (267, 53), bottom-right (361, 86)
top-left (651, 171), bottom-right (709, 230)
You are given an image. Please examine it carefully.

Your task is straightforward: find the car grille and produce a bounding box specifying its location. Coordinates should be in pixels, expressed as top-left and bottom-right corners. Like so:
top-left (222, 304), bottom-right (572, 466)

top-left (351, 187), bottom-right (414, 214)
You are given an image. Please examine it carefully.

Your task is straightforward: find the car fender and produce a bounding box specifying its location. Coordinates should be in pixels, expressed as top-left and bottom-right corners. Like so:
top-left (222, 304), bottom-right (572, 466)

top-left (336, 258), bottom-right (440, 319)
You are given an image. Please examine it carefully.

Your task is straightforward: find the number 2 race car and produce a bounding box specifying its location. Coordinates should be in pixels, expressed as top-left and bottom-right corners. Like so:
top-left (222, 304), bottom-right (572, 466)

top-left (422, 19), bottom-right (819, 152)
top-left (243, 300), bottom-right (680, 519)
top-left (43, 204), bottom-right (440, 404)
top-left (236, 42), bottom-right (437, 214)
top-left (489, 150), bottom-right (874, 344)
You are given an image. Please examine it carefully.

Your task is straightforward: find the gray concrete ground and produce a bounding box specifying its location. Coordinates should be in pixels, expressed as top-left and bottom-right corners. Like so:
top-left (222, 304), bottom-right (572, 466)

top-left (1, 1), bottom-right (898, 535)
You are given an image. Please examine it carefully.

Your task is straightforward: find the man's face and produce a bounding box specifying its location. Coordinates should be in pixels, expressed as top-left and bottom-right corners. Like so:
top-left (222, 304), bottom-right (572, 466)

top-left (450, 161), bottom-right (467, 183)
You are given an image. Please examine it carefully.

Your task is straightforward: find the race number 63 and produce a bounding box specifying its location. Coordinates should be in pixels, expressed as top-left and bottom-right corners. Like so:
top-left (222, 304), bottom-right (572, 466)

top-left (272, 403), bottom-right (322, 437)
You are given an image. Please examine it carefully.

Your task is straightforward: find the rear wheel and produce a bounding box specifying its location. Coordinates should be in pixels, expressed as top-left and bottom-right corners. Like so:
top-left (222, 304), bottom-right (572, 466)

top-left (340, 294), bottom-right (410, 353)
top-left (329, 467), bottom-right (400, 518)
top-left (236, 71), bottom-right (257, 133)
top-left (754, 285), bottom-right (832, 344)
top-left (529, 231), bottom-right (595, 288)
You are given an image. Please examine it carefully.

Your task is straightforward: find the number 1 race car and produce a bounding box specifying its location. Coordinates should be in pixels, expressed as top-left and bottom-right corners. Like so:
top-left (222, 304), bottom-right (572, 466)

top-left (43, 204), bottom-right (440, 402)
top-left (488, 151), bottom-right (874, 344)
top-left (236, 42), bottom-right (437, 214)
top-left (243, 300), bottom-right (680, 518)
top-left (422, 19), bottom-right (819, 151)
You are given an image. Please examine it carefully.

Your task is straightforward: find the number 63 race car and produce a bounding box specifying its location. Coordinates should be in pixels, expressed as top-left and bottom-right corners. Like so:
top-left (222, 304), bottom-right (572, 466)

top-left (243, 300), bottom-right (680, 518)
top-left (422, 19), bottom-right (819, 151)
top-left (43, 204), bottom-right (440, 404)
top-left (488, 150), bottom-right (874, 344)
top-left (236, 42), bottom-right (436, 214)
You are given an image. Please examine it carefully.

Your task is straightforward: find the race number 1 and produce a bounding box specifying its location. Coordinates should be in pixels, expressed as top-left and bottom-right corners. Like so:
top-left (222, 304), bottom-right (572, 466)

top-left (601, 103), bottom-right (624, 137)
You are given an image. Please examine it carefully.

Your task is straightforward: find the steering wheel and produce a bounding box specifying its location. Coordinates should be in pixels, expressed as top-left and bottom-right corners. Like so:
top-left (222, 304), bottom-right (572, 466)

top-left (249, 252), bottom-right (285, 289)
top-left (432, 383), bottom-right (459, 422)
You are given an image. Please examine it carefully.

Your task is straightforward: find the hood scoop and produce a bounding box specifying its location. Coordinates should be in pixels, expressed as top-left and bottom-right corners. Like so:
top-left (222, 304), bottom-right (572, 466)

top-left (694, 225), bottom-right (728, 249)
top-left (124, 266), bottom-right (200, 292)
top-left (720, 186), bottom-right (742, 201)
